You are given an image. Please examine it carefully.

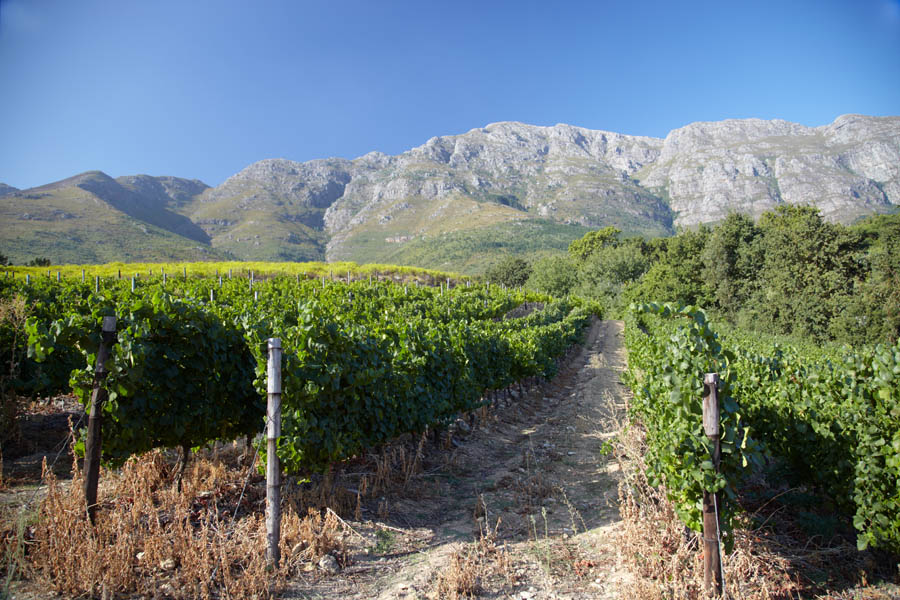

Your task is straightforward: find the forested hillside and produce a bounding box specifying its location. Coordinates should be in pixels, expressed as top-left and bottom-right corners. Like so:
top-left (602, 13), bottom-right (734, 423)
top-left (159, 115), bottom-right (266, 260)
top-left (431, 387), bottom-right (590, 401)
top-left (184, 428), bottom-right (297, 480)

top-left (518, 207), bottom-right (899, 346)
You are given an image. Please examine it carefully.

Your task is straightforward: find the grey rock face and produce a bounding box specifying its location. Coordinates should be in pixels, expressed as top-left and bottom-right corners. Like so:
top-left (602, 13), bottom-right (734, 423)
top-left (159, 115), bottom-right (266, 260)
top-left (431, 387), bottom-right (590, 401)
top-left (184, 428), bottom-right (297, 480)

top-left (202, 158), bottom-right (353, 210)
top-left (173, 115), bottom-right (900, 260)
top-left (117, 174), bottom-right (209, 210)
top-left (639, 114), bottom-right (900, 225)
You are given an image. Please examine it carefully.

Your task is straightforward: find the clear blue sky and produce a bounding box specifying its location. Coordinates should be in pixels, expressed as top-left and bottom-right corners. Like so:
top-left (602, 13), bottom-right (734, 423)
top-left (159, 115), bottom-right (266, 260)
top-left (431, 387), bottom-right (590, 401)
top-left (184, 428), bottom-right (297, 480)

top-left (1, 0), bottom-right (899, 190)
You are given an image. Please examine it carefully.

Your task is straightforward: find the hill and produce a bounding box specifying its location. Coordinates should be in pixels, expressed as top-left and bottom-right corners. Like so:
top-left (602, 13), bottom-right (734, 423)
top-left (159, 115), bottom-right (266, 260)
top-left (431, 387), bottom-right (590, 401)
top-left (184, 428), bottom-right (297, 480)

top-left (2, 114), bottom-right (898, 270)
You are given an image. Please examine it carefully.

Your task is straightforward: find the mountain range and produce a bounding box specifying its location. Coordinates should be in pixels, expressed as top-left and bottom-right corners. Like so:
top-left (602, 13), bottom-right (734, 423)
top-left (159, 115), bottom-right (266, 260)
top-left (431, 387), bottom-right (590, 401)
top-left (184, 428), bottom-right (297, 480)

top-left (2, 114), bottom-right (898, 272)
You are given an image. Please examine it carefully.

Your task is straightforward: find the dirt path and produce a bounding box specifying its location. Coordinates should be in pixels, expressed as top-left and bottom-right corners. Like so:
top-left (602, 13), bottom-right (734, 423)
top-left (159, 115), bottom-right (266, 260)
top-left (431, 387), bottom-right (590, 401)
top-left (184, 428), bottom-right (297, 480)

top-left (283, 319), bottom-right (633, 599)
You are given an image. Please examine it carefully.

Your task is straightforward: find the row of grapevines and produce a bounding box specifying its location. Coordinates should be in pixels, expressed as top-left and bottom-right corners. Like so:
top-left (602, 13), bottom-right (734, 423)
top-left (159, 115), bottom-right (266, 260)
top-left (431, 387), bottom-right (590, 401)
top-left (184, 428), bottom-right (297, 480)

top-left (623, 303), bottom-right (762, 547)
top-left (10, 274), bottom-right (594, 473)
top-left (624, 303), bottom-right (900, 553)
top-left (722, 329), bottom-right (900, 552)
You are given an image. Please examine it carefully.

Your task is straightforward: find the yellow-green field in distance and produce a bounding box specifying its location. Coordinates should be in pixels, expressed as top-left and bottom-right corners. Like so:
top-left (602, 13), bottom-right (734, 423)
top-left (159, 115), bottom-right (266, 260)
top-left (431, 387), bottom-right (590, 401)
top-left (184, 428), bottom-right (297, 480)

top-left (3, 261), bottom-right (466, 282)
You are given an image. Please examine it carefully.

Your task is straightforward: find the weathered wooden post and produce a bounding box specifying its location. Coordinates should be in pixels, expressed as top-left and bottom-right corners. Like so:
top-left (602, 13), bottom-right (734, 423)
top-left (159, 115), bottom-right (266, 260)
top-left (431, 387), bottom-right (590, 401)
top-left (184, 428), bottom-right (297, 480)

top-left (347, 269), bottom-right (351, 283)
top-left (81, 269), bottom-right (85, 283)
top-left (131, 276), bottom-right (136, 292)
top-left (183, 266), bottom-right (187, 279)
top-left (210, 289), bottom-right (214, 302)
top-left (25, 274), bottom-right (30, 285)
top-left (702, 372), bottom-right (723, 596)
top-left (266, 338), bottom-right (282, 565)
top-left (57, 271), bottom-right (61, 282)
top-left (84, 316), bottom-right (117, 524)
top-left (94, 275), bottom-right (99, 293)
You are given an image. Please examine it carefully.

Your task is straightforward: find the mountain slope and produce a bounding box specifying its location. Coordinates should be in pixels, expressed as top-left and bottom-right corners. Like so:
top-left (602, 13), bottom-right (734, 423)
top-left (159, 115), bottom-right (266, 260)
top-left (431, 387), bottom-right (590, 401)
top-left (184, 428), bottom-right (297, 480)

top-left (3, 114), bottom-right (898, 270)
top-left (0, 172), bottom-right (228, 264)
top-left (637, 114), bottom-right (900, 225)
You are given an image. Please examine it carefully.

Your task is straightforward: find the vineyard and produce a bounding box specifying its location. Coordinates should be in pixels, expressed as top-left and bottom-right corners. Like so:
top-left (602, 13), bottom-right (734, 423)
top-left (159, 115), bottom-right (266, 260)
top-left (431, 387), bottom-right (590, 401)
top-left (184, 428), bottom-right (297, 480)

top-left (2, 266), bottom-right (594, 474)
top-left (624, 302), bottom-right (900, 557)
top-left (3, 262), bottom-right (899, 598)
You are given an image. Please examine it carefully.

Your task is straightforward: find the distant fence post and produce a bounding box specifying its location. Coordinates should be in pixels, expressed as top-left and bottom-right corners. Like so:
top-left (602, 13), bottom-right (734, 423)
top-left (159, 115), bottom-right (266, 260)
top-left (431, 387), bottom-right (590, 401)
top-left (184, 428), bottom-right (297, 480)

top-left (266, 338), bottom-right (283, 565)
top-left (702, 372), bottom-right (723, 596)
top-left (84, 316), bottom-right (117, 524)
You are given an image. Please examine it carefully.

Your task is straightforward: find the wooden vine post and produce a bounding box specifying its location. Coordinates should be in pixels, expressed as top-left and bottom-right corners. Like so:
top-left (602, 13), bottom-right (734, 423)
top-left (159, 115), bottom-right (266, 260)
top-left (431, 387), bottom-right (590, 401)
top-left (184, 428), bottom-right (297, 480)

top-left (702, 372), bottom-right (723, 596)
top-left (266, 338), bottom-right (283, 565)
top-left (84, 316), bottom-right (117, 524)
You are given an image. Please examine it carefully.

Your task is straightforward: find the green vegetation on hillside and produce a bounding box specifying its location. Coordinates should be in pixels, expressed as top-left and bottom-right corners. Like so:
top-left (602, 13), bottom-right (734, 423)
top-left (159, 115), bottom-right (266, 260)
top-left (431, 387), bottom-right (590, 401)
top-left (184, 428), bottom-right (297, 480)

top-left (549, 207), bottom-right (900, 346)
top-left (7, 272), bottom-right (592, 473)
top-left (371, 219), bottom-right (594, 273)
top-left (625, 302), bottom-right (900, 554)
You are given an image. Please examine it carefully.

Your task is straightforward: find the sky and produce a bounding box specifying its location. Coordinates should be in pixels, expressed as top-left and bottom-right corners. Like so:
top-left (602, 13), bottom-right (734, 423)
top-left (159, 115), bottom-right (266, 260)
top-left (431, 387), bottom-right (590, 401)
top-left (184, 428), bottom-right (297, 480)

top-left (1, 0), bottom-right (899, 190)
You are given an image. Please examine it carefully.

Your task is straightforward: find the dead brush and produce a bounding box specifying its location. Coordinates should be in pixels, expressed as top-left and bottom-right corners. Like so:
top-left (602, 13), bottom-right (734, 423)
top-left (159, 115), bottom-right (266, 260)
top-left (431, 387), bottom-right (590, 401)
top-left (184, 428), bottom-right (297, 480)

top-left (27, 450), bottom-right (281, 600)
top-left (368, 432), bottom-right (427, 494)
top-left (0, 295), bottom-right (28, 453)
top-left (615, 419), bottom-right (805, 600)
top-left (1, 503), bottom-right (29, 598)
top-left (432, 544), bottom-right (481, 600)
top-left (283, 471), bottom-right (356, 518)
top-left (475, 511), bottom-right (514, 586)
top-left (279, 506), bottom-right (345, 572)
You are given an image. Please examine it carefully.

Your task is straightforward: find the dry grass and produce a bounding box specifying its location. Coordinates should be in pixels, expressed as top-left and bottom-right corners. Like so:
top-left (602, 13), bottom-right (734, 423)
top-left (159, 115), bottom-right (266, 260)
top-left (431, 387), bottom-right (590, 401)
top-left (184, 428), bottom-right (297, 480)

top-left (279, 507), bottom-right (346, 572)
top-left (613, 418), bottom-right (900, 600)
top-left (432, 514), bottom-right (514, 600)
top-left (432, 545), bottom-right (482, 599)
top-left (0, 295), bottom-right (28, 455)
top-left (26, 451), bottom-right (277, 599)
top-left (7, 437), bottom-right (369, 598)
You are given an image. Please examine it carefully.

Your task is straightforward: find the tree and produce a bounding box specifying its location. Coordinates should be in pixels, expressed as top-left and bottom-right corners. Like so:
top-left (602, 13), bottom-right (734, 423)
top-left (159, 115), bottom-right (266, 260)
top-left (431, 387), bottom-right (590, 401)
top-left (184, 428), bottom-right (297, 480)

top-left (0, 253), bottom-right (7, 266)
top-left (700, 213), bottom-right (763, 317)
top-left (568, 226), bottom-right (621, 262)
top-left (27, 257), bottom-right (51, 267)
top-left (483, 255), bottom-right (532, 288)
top-left (624, 226), bottom-right (712, 307)
top-left (526, 255), bottom-right (578, 297)
top-left (748, 205), bottom-right (864, 341)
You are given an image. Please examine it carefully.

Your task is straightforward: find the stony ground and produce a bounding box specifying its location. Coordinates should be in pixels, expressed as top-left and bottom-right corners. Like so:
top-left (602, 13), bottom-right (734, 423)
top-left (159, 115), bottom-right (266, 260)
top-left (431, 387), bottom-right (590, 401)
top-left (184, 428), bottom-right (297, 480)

top-left (278, 318), bottom-right (634, 599)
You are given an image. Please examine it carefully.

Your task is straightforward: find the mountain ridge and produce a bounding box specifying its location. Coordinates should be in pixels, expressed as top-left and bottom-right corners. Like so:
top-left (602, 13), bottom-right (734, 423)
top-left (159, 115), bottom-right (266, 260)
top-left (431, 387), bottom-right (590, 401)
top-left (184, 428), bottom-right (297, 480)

top-left (2, 114), bottom-right (898, 270)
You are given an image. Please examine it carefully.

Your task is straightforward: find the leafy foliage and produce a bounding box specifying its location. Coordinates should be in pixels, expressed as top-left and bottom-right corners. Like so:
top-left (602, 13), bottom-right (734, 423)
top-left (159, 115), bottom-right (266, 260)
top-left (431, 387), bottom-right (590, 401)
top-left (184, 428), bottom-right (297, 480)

top-left (567, 226), bottom-right (620, 262)
top-left (526, 255), bottom-right (578, 297)
top-left (11, 270), bottom-right (594, 473)
top-left (625, 304), bottom-right (900, 554)
top-left (483, 255), bottom-right (532, 288)
top-left (624, 303), bottom-right (762, 544)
